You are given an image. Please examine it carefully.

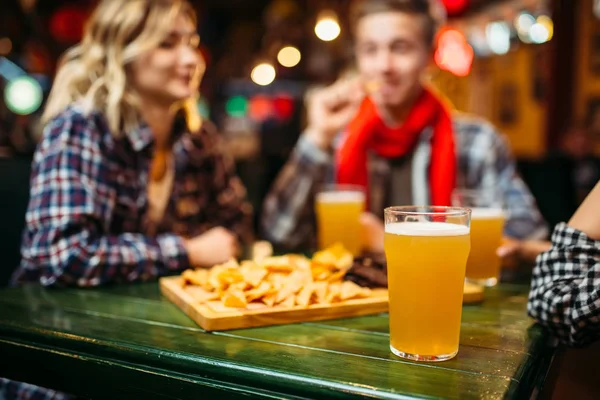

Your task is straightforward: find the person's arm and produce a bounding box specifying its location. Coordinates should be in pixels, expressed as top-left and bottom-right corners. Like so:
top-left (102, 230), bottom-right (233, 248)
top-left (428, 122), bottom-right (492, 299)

top-left (16, 112), bottom-right (189, 287)
top-left (528, 181), bottom-right (600, 347)
top-left (260, 135), bottom-right (333, 251)
top-left (568, 180), bottom-right (600, 240)
top-left (497, 238), bottom-right (551, 269)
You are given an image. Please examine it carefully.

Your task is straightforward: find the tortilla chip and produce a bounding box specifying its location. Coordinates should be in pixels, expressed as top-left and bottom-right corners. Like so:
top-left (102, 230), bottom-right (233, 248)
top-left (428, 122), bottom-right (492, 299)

top-left (222, 288), bottom-right (247, 308)
top-left (246, 281), bottom-right (273, 302)
top-left (241, 266), bottom-right (268, 288)
top-left (296, 283), bottom-right (315, 307)
top-left (262, 292), bottom-right (277, 307)
top-left (279, 294), bottom-right (296, 308)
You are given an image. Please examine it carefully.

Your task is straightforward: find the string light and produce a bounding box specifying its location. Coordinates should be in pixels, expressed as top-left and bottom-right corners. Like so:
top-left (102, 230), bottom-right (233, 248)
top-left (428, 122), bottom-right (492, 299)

top-left (315, 11), bottom-right (340, 42)
top-left (435, 29), bottom-right (474, 77)
top-left (225, 95), bottom-right (248, 117)
top-left (4, 76), bottom-right (43, 115)
top-left (514, 12), bottom-right (535, 43)
top-left (251, 62), bottom-right (276, 86)
top-left (531, 15), bottom-right (553, 43)
top-left (277, 46), bottom-right (301, 68)
top-left (486, 21), bottom-right (510, 55)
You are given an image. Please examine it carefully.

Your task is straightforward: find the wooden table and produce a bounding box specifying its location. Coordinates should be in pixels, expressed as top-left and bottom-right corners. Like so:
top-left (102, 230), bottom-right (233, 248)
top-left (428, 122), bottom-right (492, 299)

top-left (0, 283), bottom-right (558, 399)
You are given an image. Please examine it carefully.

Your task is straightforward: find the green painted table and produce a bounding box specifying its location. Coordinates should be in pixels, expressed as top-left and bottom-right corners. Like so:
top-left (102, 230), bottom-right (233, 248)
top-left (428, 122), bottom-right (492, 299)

top-left (0, 283), bottom-right (557, 399)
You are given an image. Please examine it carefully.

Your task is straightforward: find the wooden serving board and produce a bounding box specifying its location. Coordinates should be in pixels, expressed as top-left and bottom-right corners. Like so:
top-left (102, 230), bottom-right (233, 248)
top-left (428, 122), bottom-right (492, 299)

top-left (160, 276), bottom-right (484, 331)
top-left (160, 276), bottom-right (389, 331)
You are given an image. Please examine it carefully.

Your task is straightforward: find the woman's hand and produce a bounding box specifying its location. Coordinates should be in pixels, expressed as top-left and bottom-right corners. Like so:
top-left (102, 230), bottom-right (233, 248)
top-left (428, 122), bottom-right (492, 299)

top-left (183, 227), bottom-right (239, 268)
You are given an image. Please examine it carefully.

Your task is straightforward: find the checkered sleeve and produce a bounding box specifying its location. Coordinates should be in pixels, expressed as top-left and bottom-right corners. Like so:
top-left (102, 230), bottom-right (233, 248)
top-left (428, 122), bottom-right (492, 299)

top-left (528, 223), bottom-right (600, 347)
top-left (0, 377), bottom-right (72, 400)
top-left (260, 135), bottom-right (333, 251)
top-left (17, 111), bottom-right (190, 287)
top-left (489, 128), bottom-right (548, 240)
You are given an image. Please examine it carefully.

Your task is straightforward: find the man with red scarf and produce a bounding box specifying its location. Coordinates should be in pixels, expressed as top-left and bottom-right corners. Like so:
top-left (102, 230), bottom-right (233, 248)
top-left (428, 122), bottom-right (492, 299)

top-left (261, 0), bottom-right (547, 264)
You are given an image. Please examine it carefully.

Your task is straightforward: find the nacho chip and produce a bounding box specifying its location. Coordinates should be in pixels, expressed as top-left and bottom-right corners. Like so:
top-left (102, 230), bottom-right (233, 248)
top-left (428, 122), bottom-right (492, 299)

top-left (246, 281), bottom-right (273, 302)
top-left (240, 265), bottom-right (268, 288)
top-left (229, 281), bottom-right (251, 292)
top-left (296, 283), bottom-right (315, 307)
top-left (326, 283), bottom-right (342, 303)
top-left (218, 269), bottom-right (244, 285)
top-left (252, 241), bottom-right (273, 262)
top-left (261, 256), bottom-right (296, 273)
top-left (222, 288), bottom-right (247, 308)
top-left (179, 242), bottom-right (374, 311)
top-left (182, 269), bottom-right (208, 287)
top-left (262, 292), bottom-right (277, 307)
top-left (279, 294), bottom-right (296, 308)
top-left (327, 270), bottom-right (346, 283)
top-left (335, 253), bottom-right (354, 271)
top-left (267, 272), bottom-right (288, 290)
top-left (312, 281), bottom-right (328, 304)
top-left (275, 279), bottom-right (301, 303)
top-left (340, 281), bottom-right (362, 300)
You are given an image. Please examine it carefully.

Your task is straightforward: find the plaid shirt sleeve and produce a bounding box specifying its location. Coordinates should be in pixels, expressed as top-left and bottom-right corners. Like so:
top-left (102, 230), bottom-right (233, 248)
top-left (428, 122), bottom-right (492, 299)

top-left (0, 377), bottom-right (72, 400)
top-left (260, 135), bottom-right (333, 251)
top-left (528, 223), bottom-right (600, 347)
top-left (485, 125), bottom-right (548, 240)
top-left (17, 111), bottom-right (190, 287)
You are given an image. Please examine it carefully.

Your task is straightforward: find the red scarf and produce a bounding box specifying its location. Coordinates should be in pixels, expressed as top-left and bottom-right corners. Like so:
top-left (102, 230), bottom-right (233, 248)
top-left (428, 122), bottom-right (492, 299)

top-left (336, 87), bottom-right (456, 207)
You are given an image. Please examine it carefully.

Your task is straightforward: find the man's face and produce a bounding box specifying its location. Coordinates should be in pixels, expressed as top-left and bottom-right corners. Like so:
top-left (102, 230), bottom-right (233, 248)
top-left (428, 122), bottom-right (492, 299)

top-left (355, 11), bottom-right (431, 109)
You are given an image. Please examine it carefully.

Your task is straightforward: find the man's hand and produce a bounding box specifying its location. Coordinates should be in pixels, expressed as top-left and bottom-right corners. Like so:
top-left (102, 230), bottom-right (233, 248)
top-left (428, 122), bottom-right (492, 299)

top-left (497, 238), bottom-right (552, 269)
top-left (304, 78), bottom-right (365, 150)
top-left (360, 212), bottom-right (385, 254)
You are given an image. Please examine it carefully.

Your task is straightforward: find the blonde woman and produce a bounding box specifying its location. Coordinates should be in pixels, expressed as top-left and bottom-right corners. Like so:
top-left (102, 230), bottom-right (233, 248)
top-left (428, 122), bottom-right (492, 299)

top-left (10, 0), bottom-right (252, 289)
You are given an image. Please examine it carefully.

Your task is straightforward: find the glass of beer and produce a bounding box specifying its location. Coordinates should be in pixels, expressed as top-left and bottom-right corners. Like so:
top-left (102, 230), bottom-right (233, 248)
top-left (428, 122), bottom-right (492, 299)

top-left (315, 185), bottom-right (365, 255)
top-left (452, 189), bottom-right (506, 287)
top-left (384, 206), bottom-right (471, 362)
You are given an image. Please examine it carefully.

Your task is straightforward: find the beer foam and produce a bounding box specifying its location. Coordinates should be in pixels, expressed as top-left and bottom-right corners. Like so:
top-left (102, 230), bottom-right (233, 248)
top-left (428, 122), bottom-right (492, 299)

top-left (316, 191), bottom-right (365, 203)
top-left (385, 222), bottom-right (469, 236)
top-left (470, 207), bottom-right (505, 219)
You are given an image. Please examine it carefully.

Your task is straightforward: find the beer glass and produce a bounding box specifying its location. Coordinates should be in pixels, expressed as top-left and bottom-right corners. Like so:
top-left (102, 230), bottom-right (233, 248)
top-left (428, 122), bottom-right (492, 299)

top-left (384, 206), bottom-right (471, 362)
top-left (315, 185), bottom-right (365, 255)
top-left (452, 189), bottom-right (505, 287)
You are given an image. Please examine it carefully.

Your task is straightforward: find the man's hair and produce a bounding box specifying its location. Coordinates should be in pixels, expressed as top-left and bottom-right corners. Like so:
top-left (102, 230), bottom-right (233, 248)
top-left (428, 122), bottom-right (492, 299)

top-left (349, 0), bottom-right (437, 46)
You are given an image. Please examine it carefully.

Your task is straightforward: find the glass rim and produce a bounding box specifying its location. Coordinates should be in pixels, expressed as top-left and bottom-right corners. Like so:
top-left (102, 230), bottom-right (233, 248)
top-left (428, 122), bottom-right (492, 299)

top-left (451, 189), bottom-right (505, 209)
top-left (452, 188), bottom-right (495, 196)
top-left (384, 205), bottom-right (472, 217)
top-left (317, 184), bottom-right (366, 193)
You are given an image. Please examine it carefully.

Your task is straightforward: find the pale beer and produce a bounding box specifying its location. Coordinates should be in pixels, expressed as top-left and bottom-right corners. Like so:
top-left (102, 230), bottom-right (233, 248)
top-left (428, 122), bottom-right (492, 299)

top-left (465, 208), bottom-right (505, 286)
top-left (384, 218), bottom-right (470, 361)
top-left (315, 189), bottom-right (365, 255)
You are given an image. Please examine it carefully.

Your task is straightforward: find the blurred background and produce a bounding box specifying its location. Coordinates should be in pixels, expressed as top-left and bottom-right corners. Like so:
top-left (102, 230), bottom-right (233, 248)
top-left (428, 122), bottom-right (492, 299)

top-left (1, 0), bottom-right (599, 274)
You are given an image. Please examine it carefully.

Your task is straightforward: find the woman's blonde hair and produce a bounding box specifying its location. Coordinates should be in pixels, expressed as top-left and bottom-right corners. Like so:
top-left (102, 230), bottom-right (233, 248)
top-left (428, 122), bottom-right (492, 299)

top-left (43, 0), bottom-right (201, 135)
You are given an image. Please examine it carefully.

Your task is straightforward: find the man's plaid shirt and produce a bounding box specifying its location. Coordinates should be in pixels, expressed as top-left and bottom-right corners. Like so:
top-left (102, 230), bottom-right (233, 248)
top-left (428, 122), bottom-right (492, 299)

top-left (261, 113), bottom-right (548, 251)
